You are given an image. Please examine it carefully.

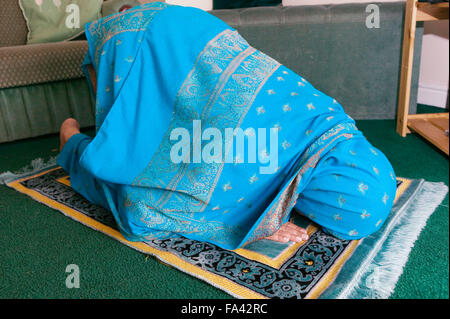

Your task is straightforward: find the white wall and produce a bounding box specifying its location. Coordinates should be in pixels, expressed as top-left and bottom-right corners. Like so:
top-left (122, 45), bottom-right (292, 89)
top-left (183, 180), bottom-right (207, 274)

top-left (139, 0), bottom-right (212, 10)
top-left (165, 0), bottom-right (213, 10)
top-left (418, 20), bottom-right (449, 109)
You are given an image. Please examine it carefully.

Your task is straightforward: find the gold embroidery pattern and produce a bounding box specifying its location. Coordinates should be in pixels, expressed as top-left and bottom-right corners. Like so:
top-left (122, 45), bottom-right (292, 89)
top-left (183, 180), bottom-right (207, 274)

top-left (87, 2), bottom-right (168, 66)
top-left (133, 29), bottom-right (280, 215)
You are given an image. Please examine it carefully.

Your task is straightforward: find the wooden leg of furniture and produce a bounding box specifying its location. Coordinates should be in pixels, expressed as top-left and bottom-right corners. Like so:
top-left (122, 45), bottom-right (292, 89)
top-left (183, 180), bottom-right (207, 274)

top-left (397, 0), bottom-right (418, 137)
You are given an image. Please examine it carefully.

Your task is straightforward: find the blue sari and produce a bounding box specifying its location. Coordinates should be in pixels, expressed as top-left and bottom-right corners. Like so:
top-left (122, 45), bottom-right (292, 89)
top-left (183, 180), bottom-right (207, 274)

top-left (57, 2), bottom-right (397, 250)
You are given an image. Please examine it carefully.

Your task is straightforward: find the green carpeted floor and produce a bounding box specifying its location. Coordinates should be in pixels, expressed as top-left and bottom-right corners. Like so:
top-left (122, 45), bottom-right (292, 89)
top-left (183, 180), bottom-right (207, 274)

top-left (0, 105), bottom-right (448, 299)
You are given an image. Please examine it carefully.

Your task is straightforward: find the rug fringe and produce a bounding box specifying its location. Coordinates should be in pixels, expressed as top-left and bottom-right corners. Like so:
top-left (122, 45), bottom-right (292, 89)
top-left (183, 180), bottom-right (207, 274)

top-left (337, 180), bottom-right (448, 299)
top-left (0, 156), bottom-right (58, 185)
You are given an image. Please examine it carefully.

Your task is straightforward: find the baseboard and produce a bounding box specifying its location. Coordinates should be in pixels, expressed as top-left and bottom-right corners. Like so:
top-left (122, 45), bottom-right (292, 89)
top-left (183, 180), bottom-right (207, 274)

top-left (417, 83), bottom-right (449, 109)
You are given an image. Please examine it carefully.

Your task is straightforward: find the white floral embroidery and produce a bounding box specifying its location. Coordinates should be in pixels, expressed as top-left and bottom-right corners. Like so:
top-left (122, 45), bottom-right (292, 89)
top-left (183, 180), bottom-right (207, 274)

top-left (390, 171), bottom-right (395, 180)
top-left (337, 194), bottom-right (346, 207)
top-left (273, 123), bottom-right (282, 132)
top-left (256, 106), bottom-right (265, 115)
top-left (282, 104), bottom-right (291, 112)
top-left (382, 192), bottom-right (389, 204)
top-left (361, 210), bottom-right (371, 219)
top-left (358, 182), bottom-right (368, 195)
top-left (349, 229), bottom-right (358, 236)
top-left (372, 166), bottom-right (379, 175)
top-left (222, 182), bottom-right (232, 192)
top-left (249, 174), bottom-right (258, 184)
top-left (281, 140), bottom-right (291, 150)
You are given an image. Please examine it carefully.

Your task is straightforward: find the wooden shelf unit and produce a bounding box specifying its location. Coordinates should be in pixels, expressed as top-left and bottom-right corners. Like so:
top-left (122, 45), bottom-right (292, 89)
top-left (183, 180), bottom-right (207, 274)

top-left (396, 0), bottom-right (449, 155)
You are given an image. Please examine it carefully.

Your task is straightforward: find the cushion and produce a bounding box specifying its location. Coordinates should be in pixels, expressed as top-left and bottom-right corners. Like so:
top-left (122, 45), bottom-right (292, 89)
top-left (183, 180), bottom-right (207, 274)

top-left (18, 0), bottom-right (102, 44)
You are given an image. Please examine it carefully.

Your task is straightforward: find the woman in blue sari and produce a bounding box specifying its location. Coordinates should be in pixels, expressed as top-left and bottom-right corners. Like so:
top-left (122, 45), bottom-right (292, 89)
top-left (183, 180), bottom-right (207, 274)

top-left (58, 2), bottom-right (397, 250)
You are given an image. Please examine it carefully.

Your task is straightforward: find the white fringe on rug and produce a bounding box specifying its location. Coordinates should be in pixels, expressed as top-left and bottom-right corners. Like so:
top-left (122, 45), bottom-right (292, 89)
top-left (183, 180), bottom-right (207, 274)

top-left (0, 156), bottom-right (58, 185)
top-left (337, 180), bottom-right (448, 299)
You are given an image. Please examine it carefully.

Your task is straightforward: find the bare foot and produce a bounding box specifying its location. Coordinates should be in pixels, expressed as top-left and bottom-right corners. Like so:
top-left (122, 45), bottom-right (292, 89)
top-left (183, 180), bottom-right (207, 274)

top-left (59, 118), bottom-right (80, 151)
top-left (264, 222), bottom-right (309, 243)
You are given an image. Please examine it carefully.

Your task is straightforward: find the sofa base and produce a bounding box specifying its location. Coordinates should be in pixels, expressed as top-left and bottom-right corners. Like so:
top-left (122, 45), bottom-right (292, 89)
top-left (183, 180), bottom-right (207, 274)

top-left (0, 78), bottom-right (95, 143)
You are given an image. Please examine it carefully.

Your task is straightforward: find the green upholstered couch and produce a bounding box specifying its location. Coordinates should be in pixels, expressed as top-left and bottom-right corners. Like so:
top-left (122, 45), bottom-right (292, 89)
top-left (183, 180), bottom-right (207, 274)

top-left (0, 1), bottom-right (423, 143)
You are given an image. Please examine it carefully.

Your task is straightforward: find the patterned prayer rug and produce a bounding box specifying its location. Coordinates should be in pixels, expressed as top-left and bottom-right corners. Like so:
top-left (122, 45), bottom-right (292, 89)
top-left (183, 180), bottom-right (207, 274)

top-left (3, 165), bottom-right (448, 299)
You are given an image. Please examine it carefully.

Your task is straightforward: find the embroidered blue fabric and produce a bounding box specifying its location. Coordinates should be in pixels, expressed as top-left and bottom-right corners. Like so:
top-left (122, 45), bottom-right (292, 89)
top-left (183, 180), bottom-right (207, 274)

top-left (57, 2), bottom-right (397, 249)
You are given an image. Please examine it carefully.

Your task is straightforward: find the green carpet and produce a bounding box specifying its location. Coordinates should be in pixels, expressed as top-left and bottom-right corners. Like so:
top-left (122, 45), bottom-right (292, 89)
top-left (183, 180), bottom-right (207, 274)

top-left (0, 105), bottom-right (448, 299)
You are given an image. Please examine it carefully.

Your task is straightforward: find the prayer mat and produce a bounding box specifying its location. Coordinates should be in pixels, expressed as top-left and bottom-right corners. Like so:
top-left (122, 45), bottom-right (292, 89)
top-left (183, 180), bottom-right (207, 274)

top-left (3, 165), bottom-right (448, 299)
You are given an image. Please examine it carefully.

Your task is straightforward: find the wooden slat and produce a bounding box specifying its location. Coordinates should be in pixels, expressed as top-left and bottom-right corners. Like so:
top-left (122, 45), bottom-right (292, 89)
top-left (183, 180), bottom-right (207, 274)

top-left (417, 2), bottom-right (450, 8)
top-left (417, 2), bottom-right (449, 21)
top-left (408, 118), bottom-right (450, 155)
top-left (430, 118), bottom-right (449, 131)
top-left (408, 112), bottom-right (449, 119)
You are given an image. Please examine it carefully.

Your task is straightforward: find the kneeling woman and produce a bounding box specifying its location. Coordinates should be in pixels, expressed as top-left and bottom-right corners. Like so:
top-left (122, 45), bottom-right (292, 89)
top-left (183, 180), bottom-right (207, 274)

top-left (58, 2), bottom-right (397, 250)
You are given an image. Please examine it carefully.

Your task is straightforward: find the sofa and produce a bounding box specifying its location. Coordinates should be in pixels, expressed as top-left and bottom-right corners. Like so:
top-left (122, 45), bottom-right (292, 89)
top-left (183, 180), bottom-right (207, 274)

top-left (0, 1), bottom-right (423, 143)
